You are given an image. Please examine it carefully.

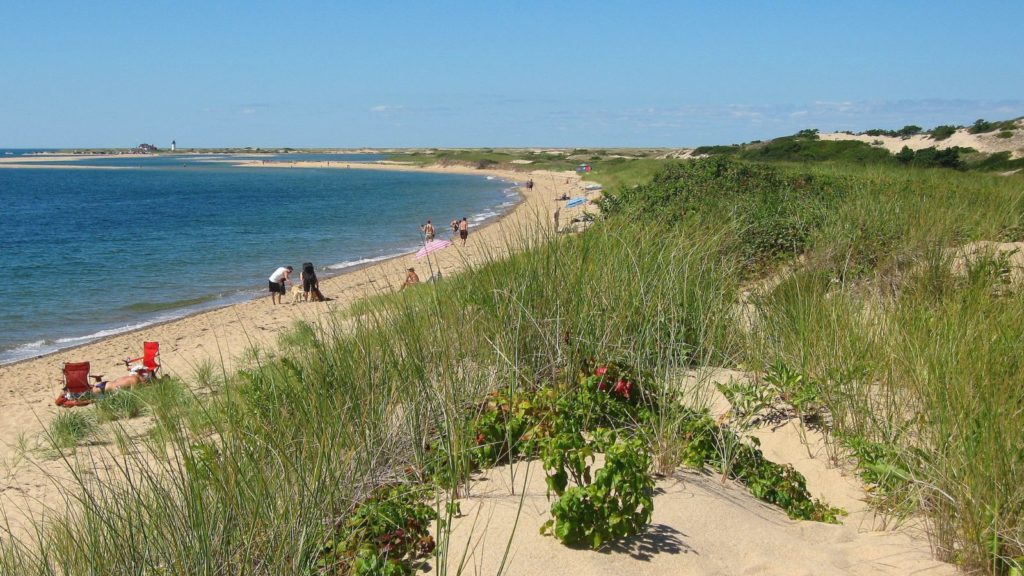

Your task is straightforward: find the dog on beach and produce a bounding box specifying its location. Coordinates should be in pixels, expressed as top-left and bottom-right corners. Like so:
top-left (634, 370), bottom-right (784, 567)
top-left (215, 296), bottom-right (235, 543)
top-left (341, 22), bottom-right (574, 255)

top-left (291, 284), bottom-right (305, 303)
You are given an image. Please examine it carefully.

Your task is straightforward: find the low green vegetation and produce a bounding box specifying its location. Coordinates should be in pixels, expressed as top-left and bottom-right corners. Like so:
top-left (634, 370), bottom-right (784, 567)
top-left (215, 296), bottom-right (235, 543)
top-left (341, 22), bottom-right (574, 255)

top-left (5, 145), bottom-right (1024, 575)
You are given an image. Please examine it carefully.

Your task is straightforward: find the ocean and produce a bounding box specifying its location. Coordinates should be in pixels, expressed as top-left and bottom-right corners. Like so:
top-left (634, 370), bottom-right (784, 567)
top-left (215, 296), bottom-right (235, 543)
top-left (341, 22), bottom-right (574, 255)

top-left (0, 152), bottom-right (519, 364)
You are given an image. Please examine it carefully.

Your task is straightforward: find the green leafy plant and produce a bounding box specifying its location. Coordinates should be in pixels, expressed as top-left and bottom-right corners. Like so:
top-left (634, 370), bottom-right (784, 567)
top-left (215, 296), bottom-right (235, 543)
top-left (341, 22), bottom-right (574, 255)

top-left (315, 484), bottom-right (438, 576)
top-left (541, 432), bottom-right (654, 549)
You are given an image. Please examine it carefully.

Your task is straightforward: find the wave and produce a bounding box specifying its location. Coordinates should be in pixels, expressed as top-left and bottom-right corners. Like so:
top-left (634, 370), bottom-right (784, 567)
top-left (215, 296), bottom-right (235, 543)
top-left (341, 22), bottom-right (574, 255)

top-left (121, 294), bottom-right (220, 313)
top-left (326, 253), bottom-right (404, 271)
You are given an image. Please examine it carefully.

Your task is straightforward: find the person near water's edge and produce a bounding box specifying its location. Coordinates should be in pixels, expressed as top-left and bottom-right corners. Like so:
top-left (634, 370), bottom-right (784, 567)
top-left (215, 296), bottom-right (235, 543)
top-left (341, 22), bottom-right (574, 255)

top-left (459, 217), bottom-right (469, 246)
top-left (268, 265), bottom-right (293, 305)
top-left (422, 220), bottom-right (435, 241)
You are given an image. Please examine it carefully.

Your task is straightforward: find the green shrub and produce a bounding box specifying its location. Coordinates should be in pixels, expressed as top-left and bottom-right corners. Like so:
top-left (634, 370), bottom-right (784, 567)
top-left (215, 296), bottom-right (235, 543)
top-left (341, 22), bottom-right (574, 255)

top-left (541, 432), bottom-right (654, 549)
top-left (968, 119), bottom-right (997, 134)
top-left (930, 125), bottom-right (958, 140)
top-left (997, 130), bottom-right (1014, 139)
top-left (315, 484), bottom-right (438, 576)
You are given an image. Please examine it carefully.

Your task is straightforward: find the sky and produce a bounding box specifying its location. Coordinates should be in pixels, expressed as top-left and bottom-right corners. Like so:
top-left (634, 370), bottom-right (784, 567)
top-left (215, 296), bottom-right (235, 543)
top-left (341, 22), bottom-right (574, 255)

top-left (2, 1), bottom-right (1023, 148)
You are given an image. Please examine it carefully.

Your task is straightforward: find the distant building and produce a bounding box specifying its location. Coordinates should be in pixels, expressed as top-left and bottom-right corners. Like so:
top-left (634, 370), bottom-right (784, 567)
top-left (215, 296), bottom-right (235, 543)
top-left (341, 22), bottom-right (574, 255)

top-left (134, 143), bottom-right (158, 154)
top-left (171, 140), bottom-right (176, 151)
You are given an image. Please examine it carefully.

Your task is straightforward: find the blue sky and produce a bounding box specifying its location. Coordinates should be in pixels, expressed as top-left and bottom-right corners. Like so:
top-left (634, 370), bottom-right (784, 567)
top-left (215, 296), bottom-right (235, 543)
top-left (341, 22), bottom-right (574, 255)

top-left (2, 1), bottom-right (1022, 148)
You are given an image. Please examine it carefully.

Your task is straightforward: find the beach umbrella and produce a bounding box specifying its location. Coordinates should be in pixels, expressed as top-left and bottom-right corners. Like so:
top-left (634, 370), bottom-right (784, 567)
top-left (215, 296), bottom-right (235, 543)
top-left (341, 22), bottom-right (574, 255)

top-left (566, 197), bottom-right (587, 208)
top-left (415, 239), bottom-right (451, 259)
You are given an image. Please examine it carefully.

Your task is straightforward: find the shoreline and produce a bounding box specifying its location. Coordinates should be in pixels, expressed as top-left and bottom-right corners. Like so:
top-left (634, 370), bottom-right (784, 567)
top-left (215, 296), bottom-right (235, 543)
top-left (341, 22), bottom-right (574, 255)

top-left (0, 160), bottom-right (523, 367)
top-left (0, 160), bottom-right (593, 538)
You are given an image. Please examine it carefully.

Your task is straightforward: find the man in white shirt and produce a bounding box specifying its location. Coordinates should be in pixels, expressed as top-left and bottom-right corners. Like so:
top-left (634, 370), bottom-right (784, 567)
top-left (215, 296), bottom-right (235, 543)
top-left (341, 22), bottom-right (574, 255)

top-left (268, 266), bottom-right (293, 305)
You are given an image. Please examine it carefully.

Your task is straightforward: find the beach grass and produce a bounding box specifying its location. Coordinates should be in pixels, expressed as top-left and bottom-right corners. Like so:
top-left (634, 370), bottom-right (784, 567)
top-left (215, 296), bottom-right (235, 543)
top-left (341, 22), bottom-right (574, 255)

top-left (3, 157), bottom-right (1023, 574)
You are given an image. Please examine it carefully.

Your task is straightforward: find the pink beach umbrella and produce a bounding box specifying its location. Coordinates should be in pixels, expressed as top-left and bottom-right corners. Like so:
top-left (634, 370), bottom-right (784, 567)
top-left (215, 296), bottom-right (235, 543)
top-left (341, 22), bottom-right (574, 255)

top-left (415, 239), bottom-right (451, 259)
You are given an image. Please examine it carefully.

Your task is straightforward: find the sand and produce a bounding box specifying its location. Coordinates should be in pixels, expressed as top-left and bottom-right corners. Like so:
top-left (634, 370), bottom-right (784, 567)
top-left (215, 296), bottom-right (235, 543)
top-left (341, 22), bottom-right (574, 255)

top-left (435, 369), bottom-right (954, 575)
top-left (0, 159), bottom-right (954, 574)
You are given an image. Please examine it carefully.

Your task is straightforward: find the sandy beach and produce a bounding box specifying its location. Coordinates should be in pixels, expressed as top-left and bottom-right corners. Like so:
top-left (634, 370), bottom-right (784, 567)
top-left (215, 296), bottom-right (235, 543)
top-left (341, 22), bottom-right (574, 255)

top-left (0, 161), bottom-right (599, 538)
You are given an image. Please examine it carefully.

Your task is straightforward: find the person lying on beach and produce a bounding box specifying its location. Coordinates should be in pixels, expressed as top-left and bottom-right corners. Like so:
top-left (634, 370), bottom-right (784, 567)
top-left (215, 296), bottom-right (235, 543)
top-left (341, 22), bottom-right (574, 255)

top-left (95, 366), bottom-right (153, 394)
top-left (400, 267), bottom-right (420, 291)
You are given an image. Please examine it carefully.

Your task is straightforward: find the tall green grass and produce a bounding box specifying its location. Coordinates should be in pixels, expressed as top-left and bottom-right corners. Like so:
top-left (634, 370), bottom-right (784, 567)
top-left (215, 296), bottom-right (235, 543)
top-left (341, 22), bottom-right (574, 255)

top-left (0, 219), bottom-right (738, 574)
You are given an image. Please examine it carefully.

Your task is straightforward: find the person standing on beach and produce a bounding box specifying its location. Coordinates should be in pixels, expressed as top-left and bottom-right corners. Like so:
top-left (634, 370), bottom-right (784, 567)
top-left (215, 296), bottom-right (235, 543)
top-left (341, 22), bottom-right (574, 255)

top-left (459, 217), bottom-right (469, 246)
top-left (450, 220), bottom-right (459, 239)
top-left (301, 262), bottom-right (318, 302)
top-left (268, 265), bottom-right (293, 305)
top-left (422, 220), bottom-right (436, 242)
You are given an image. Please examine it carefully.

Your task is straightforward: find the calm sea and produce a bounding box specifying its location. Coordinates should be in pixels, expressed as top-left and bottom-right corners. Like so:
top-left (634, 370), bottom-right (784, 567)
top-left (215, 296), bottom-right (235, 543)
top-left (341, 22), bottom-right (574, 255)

top-left (0, 152), bottom-right (519, 364)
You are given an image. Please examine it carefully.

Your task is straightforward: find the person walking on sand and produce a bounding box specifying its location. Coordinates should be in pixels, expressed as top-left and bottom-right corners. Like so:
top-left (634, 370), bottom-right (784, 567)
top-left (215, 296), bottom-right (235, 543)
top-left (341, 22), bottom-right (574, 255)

top-left (458, 217), bottom-right (469, 246)
top-left (268, 265), bottom-right (293, 305)
top-left (422, 220), bottom-right (436, 242)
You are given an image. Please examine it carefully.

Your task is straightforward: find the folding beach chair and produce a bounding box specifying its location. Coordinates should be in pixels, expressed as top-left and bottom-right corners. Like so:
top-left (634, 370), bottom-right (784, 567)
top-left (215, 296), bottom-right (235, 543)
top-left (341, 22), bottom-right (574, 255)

top-left (56, 361), bottom-right (102, 407)
top-left (124, 341), bottom-right (161, 378)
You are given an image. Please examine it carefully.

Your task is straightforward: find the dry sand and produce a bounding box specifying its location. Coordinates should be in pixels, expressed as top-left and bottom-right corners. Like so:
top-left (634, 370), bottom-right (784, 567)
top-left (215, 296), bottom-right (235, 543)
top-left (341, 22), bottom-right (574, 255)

top-left (0, 159), bottom-right (954, 574)
top-left (436, 369), bottom-right (954, 576)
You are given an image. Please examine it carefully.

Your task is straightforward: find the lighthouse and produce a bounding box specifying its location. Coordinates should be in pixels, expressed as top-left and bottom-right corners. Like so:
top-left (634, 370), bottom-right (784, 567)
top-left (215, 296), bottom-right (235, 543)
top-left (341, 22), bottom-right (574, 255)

top-left (171, 140), bottom-right (177, 151)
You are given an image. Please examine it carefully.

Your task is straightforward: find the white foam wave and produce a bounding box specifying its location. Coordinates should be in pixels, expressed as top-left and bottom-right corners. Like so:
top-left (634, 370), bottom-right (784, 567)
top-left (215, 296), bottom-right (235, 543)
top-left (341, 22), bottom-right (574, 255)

top-left (326, 254), bottom-right (399, 271)
top-left (54, 321), bottom-right (155, 345)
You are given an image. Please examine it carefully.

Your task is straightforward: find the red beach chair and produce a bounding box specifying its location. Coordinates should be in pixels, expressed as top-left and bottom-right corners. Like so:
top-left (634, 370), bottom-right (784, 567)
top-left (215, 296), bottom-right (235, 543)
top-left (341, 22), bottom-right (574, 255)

top-left (56, 361), bottom-right (102, 407)
top-left (124, 341), bottom-right (161, 378)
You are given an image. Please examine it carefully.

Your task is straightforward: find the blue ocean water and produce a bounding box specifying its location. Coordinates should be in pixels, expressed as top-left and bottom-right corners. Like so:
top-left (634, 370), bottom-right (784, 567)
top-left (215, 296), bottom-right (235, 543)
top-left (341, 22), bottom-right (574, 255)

top-left (0, 152), bottom-right (519, 364)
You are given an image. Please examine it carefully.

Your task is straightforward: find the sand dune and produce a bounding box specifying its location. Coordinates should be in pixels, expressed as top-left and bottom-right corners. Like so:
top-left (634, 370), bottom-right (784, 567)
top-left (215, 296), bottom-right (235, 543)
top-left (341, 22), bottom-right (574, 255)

top-left (820, 119), bottom-right (1024, 158)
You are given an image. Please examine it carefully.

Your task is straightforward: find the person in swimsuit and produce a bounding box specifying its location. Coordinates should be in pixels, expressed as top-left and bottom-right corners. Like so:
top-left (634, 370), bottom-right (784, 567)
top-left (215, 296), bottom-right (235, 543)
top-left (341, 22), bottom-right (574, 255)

top-left (459, 217), bottom-right (469, 246)
top-left (95, 366), bottom-right (153, 393)
top-left (400, 267), bottom-right (420, 291)
top-left (422, 220), bottom-right (436, 242)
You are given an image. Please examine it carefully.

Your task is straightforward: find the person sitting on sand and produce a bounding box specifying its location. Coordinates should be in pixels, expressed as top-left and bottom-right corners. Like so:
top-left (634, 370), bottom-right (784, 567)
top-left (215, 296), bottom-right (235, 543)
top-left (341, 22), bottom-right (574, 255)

top-left (400, 267), bottom-right (420, 291)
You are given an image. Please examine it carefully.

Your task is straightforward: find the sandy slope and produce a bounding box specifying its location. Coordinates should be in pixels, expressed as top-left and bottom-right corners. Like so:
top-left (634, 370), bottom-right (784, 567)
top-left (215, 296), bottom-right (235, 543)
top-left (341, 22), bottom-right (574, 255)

top-left (819, 119), bottom-right (1024, 158)
top-left (432, 369), bottom-right (954, 575)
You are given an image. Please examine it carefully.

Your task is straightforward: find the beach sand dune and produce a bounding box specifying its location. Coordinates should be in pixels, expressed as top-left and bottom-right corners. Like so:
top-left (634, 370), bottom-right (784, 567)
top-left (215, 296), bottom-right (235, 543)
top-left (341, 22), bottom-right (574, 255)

top-left (435, 369), bottom-right (954, 575)
top-left (819, 120), bottom-right (1024, 158)
top-left (0, 162), bottom-right (951, 574)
